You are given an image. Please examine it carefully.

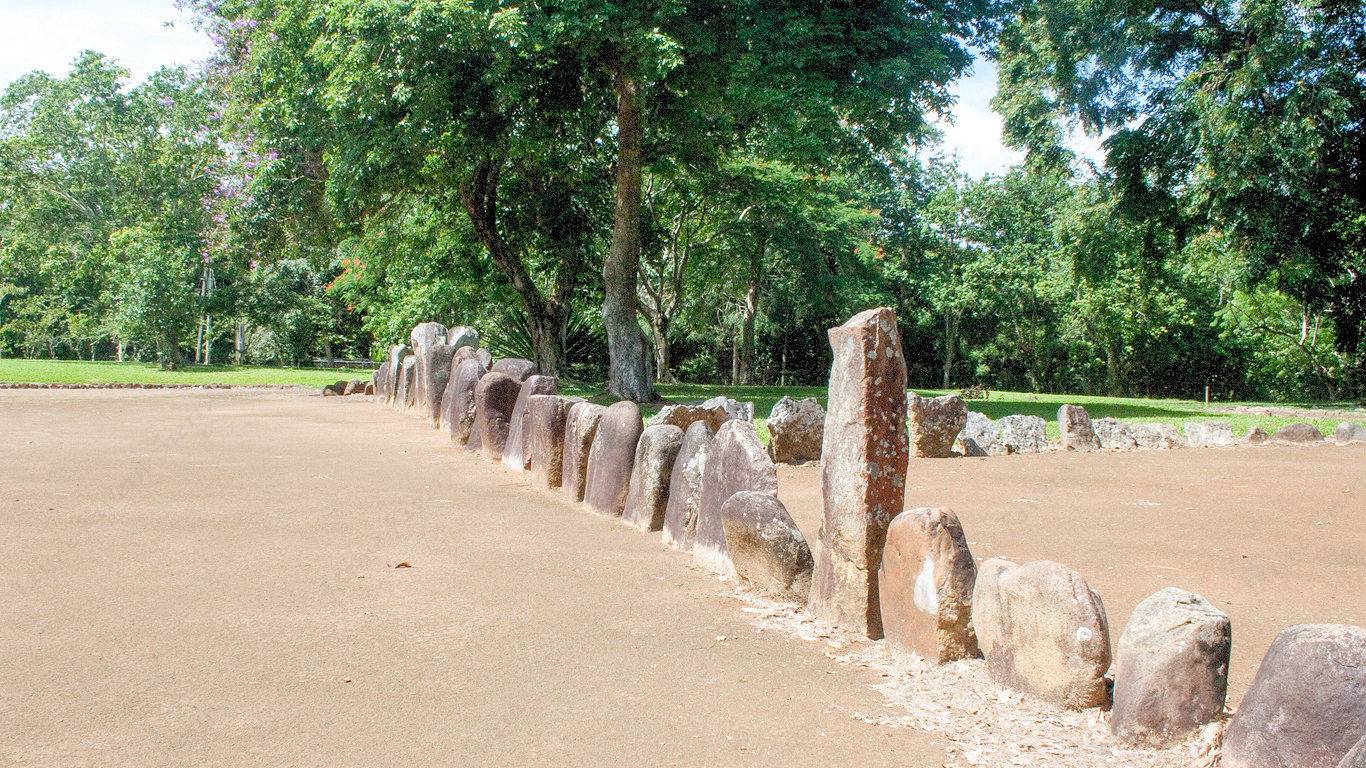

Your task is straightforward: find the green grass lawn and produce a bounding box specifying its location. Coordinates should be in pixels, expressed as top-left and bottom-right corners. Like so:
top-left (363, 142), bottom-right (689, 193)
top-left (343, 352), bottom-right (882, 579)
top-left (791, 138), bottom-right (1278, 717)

top-left (0, 359), bottom-right (375, 387)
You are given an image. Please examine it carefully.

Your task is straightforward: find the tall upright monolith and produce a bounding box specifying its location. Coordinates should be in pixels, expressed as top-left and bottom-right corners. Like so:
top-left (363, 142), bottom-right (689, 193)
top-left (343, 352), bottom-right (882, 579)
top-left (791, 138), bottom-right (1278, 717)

top-left (807, 307), bottom-right (909, 638)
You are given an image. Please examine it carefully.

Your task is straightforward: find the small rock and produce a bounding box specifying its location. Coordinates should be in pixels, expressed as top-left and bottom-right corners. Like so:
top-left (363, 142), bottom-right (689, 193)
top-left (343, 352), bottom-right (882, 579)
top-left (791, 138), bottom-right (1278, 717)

top-left (696, 420), bottom-right (778, 577)
top-left (1093, 417), bottom-right (1137, 450)
top-left (647, 397), bottom-right (754, 432)
top-left (766, 396), bottom-right (825, 464)
top-left (1132, 423), bottom-right (1182, 449)
top-left (1272, 422), bottom-right (1325, 444)
top-left (909, 394), bottom-right (968, 458)
top-left (491, 358), bottom-right (537, 382)
top-left (1244, 426), bottom-right (1271, 445)
top-left (447, 325), bottom-right (480, 352)
top-left (1058, 404), bottom-right (1101, 452)
top-left (1337, 422), bottom-right (1366, 444)
top-left (954, 411), bottom-right (997, 457)
top-left (996, 415), bottom-right (1048, 454)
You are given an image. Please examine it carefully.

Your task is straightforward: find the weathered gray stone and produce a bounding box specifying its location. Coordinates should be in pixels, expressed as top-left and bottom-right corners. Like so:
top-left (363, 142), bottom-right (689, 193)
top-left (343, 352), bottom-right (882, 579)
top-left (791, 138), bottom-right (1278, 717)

top-left (453, 345), bottom-right (490, 371)
top-left (409, 321), bottom-right (448, 354)
top-left (372, 364), bottom-right (387, 401)
top-left (1339, 735), bottom-right (1366, 768)
top-left (661, 421), bottom-right (714, 551)
top-left (766, 396), bottom-right (825, 464)
top-left (808, 308), bottom-right (909, 638)
top-left (561, 402), bottom-right (605, 503)
top-left (622, 424), bottom-right (685, 531)
top-left (527, 395), bottom-right (575, 490)
top-left (1185, 420), bottom-right (1235, 447)
top-left (385, 345), bottom-right (411, 405)
top-left (996, 415), bottom-right (1048, 454)
top-left (583, 401), bottom-right (644, 517)
top-left (1111, 588), bottom-right (1231, 747)
top-left (501, 375), bottom-right (558, 472)
top-left (721, 490), bottom-right (813, 602)
top-left (473, 371), bottom-right (521, 461)
top-left (954, 411), bottom-right (997, 456)
top-left (697, 420), bottom-right (778, 576)
top-left (1337, 422), bottom-right (1366, 444)
top-left (1245, 426), bottom-right (1271, 445)
top-left (647, 396), bottom-right (754, 432)
top-left (972, 559), bottom-right (1111, 710)
top-left (1058, 404), bottom-right (1101, 451)
top-left (419, 342), bottom-right (457, 423)
top-left (879, 507), bottom-right (978, 664)
top-left (909, 394), bottom-right (968, 458)
top-left (1093, 417), bottom-right (1137, 450)
top-left (1133, 423), bottom-right (1182, 449)
top-left (447, 325), bottom-right (479, 352)
top-left (321, 381), bottom-right (344, 396)
top-left (491, 358), bottom-right (537, 382)
top-left (1273, 422), bottom-right (1325, 444)
top-left (441, 359), bottom-right (485, 445)
top-left (395, 355), bottom-right (417, 410)
top-left (1222, 624), bottom-right (1366, 768)
top-left (409, 321), bottom-right (448, 408)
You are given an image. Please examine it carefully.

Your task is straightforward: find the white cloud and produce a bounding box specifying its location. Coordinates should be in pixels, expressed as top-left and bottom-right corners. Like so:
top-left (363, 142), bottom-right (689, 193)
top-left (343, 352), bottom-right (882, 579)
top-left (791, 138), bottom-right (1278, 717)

top-left (0, 0), bottom-right (212, 89)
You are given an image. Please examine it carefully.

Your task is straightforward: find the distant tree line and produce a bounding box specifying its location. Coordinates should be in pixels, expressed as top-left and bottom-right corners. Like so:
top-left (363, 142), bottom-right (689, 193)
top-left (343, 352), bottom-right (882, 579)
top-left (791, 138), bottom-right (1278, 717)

top-left (0, 0), bottom-right (1360, 402)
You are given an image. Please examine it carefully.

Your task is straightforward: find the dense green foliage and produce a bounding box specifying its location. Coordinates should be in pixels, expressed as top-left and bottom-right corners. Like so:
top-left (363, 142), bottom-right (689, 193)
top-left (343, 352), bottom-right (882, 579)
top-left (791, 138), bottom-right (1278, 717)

top-left (0, 0), bottom-right (1361, 402)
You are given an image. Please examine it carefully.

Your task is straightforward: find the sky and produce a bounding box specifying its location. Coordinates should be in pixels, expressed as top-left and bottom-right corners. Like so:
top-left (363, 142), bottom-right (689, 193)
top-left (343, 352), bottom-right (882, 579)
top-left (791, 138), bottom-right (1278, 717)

top-left (0, 0), bottom-right (1075, 178)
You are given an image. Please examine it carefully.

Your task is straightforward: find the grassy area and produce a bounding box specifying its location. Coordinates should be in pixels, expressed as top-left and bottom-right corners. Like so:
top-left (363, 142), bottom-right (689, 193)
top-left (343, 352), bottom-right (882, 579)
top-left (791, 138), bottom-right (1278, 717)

top-left (0, 359), bottom-right (375, 387)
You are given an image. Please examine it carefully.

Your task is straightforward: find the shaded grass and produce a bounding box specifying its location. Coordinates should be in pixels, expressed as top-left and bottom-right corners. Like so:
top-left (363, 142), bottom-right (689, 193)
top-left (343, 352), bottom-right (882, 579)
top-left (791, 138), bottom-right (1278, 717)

top-left (0, 359), bottom-right (374, 387)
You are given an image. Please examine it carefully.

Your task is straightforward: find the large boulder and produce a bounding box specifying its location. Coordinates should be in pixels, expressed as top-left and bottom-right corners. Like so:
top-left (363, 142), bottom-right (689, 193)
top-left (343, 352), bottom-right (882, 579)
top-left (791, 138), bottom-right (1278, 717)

top-left (808, 308), bottom-right (909, 638)
top-left (766, 396), bottom-right (825, 464)
top-left (954, 411), bottom-right (997, 457)
top-left (1093, 417), bottom-right (1137, 450)
top-left (661, 421), bottom-right (714, 551)
top-left (996, 415), bottom-right (1048, 454)
top-left (1337, 422), bottom-right (1366, 444)
top-left (582, 401), bottom-right (644, 517)
top-left (1273, 422), bottom-right (1325, 444)
top-left (491, 358), bottom-right (537, 382)
top-left (501, 375), bottom-right (558, 472)
top-left (1222, 624), bottom-right (1366, 768)
top-left (419, 342), bottom-right (457, 423)
top-left (647, 396), bottom-right (754, 433)
top-left (972, 559), bottom-right (1111, 710)
top-left (622, 424), bottom-right (685, 531)
top-left (696, 420), bottom-right (778, 576)
top-left (447, 325), bottom-right (479, 352)
top-left (473, 371), bottom-right (522, 461)
top-left (1110, 588), bottom-right (1231, 747)
top-left (1185, 420), bottom-right (1234, 447)
top-left (561, 402), bottom-right (606, 503)
top-left (441, 359), bottom-right (486, 445)
top-left (878, 507), bottom-right (978, 664)
top-left (1058, 404), bottom-right (1101, 451)
top-left (721, 491), bottom-right (813, 602)
top-left (526, 395), bottom-right (575, 490)
top-left (909, 394), bottom-right (968, 458)
top-left (1132, 423), bottom-right (1182, 449)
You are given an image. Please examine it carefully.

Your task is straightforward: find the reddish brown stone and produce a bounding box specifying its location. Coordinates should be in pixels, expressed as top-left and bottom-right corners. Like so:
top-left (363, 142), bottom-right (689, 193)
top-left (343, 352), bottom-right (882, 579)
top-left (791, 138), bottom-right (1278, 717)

top-left (527, 395), bottom-right (575, 490)
top-left (808, 307), bottom-right (909, 638)
top-left (582, 401), bottom-right (643, 517)
top-left (473, 372), bottom-right (522, 461)
top-left (561, 402), bottom-right (605, 502)
top-left (441, 359), bottom-right (485, 444)
top-left (661, 421), bottom-right (714, 551)
top-left (501, 375), bottom-right (558, 471)
top-left (622, 424), bottom-right (684, 531)
top-left (878, 507), bottom-right (978, 664)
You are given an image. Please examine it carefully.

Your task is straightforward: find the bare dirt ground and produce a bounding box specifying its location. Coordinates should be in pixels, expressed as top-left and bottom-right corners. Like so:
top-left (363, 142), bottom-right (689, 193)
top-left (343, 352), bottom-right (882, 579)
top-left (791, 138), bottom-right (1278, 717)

top-left (2, 390), bottom-right (1362, 767)
top-left (780, 442), bottom-right (1366, 707)
top-left (0, 389), bottom-right (943, 768)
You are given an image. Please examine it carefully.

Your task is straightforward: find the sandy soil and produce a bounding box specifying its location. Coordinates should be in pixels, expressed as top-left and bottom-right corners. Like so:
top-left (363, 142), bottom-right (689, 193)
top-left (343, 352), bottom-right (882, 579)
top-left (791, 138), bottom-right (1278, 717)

top-left (780, 443), bottom-right (1366, 706)
top-left (0, 389), bottom-right (942, 768)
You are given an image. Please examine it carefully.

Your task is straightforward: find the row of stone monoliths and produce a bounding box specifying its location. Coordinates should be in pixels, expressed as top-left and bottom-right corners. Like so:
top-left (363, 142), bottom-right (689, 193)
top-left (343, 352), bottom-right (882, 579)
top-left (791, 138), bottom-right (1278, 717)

top-left (367, 314), bottom-right (1365, 768)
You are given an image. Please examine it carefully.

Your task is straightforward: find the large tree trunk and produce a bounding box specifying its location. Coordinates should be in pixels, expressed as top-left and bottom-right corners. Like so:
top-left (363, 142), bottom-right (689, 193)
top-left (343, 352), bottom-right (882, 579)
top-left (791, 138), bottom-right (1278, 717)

top-left (603, 62), bottom-right (654, 401)
top-left (942, 309), bottom-right (960, 388)
top-left (736, 235), bottom-right (763, 385)
top-left (528, 305), bottom-right (567, 380)
top-left (650, 314), bottom-right (672, 384)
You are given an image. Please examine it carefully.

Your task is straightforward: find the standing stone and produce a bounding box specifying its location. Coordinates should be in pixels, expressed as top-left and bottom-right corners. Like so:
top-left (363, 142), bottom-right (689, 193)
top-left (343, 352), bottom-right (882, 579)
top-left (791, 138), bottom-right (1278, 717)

top-left (955, 411), bottom-right (997, 457)
top-left (373, 363), bottom-right (388, 402)
top-left (972, 559), bottom-right (1112, 710)
top-left (661, 421), bottom-right (715, 551)
top-left (1273, 422), bottom-right (1325, 443)
top-left (1093, 417), bottom-right (1137, 450)
top-left (1058, 404), bottom-right (1101, 451)
top-left (696, 420), bottom-right (779, 576)
top-left (385, 345), bottom-right (411, 405)
top-left (909, 394), bottom-right (968, 458)
top-left (395, 356), bottom-right (417, 410)
top-left (996, 415), bottom-right (1048, 454)
top-left (441, 359), bottom-right (485, 445)
top-left (1336, 422), bottom-right (1366, 444)
top-left (808, 308), bottom-right (909, 638)
top-left (409, 321), bottom-right (448, 354)
top-left (1222, 624), bottom-right (1366, 768)
top-left (473, 372), bottom-right (522, 461)
top-left (453, 345), bottom-right (490, 371)
top-left (527, 395), bottom-right (575, 490)
top-left (622, 424), bottom-right (685, 531)
top-left (420, 342), bottom-right (457, 424)
top-left (1132, 423), bottom-right (1182, 449)
top-left (561, 402), bottom-right (606, 503)
top-left (721, 491), bottom-right (813, 602)
top-left (878, 507), bottom-right (979, 664)
top-left (447, 325), bottom-right (480, 352)
top-left (1111, 588), bottom-right (1231, 747)
top-left (1185, 420), bottom-right (1235, 447)
top-left (766, 396), bottom-right (825, 464)
top-left (501, 375), bottom-right (558, 471)
top-left (491, 358), bottom-right (537, 382)
top-left (646, 396), bottom-right (755, 432)
top-left (582, 401), bottom-right (644, 517)
top-left (409, 321), bottom-right (448, 408)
